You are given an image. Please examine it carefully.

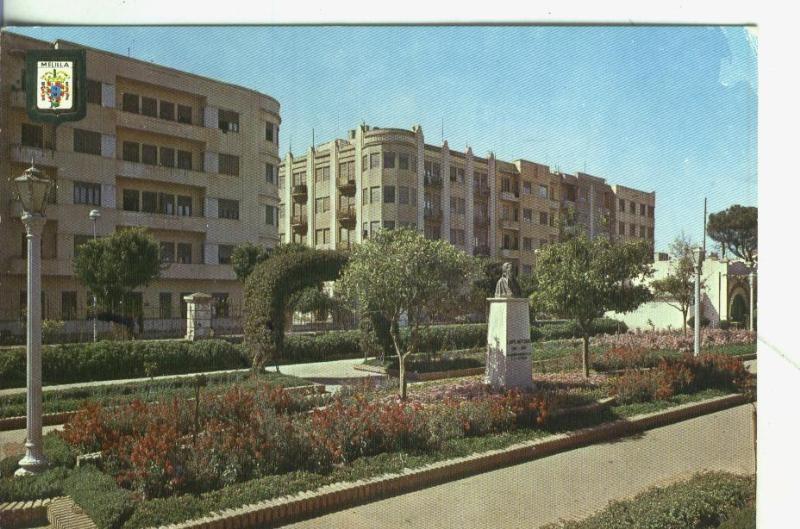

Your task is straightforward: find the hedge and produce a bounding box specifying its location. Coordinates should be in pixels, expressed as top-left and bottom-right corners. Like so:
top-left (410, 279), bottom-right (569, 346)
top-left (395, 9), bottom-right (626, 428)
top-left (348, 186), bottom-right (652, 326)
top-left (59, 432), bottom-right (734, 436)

top-left (64, 466), bottom-right (136, 529)
top-left (0, 339), bottom-right (248, 389)
top-left (541, 471), bottom-right (754, 529)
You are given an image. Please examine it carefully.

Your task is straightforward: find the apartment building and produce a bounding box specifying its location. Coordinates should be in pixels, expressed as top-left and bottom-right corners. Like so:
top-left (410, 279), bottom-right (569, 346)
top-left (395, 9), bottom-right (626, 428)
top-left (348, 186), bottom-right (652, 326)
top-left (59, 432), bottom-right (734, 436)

top-left (0, 32), bottom-right (281, 337)
top-left (279, 124), bottom-right (656, 276)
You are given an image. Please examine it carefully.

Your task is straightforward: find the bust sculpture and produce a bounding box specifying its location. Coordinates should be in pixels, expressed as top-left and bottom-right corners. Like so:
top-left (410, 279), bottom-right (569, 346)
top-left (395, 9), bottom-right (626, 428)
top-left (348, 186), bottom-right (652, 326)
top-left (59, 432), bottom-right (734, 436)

top-left (494, 262), bottom-right (522, 298)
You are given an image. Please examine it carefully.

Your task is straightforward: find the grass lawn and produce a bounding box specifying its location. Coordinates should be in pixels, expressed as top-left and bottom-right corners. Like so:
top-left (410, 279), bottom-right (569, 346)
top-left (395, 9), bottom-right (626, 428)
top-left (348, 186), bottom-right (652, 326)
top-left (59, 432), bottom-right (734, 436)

top-left (0, 371), bottom-right (309, 420)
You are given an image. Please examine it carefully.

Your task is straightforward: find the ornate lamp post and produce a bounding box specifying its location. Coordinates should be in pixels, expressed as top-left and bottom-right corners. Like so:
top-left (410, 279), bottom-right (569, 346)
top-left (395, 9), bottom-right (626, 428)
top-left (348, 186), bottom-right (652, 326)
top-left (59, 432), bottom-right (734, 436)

top-left (693, 247), bottom-right (705, 357)
top-left (89, 209), bottom-right (101, 342)
top-left (14, 162), bottom-right (53, 477)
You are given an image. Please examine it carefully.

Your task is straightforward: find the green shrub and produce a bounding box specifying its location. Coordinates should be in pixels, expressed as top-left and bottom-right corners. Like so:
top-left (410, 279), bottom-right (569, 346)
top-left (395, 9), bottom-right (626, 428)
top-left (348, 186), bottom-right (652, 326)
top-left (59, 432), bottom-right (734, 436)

top-left (542, 472), bottom-right (754, 529)
top-left (719, 319), bottom-right (732, 330)
top-left (0, 467), bottom-right (70, 501)
top-left (0, 339), bottom-right (248, 389)
top-left (717, 503), bottom-right (755, 529)
top-left (688, 316), bottom-right (711, 328)
top-left (283, 330), bottom-right (362, 362)
top-left (63, 466), bottom-right (136, 529)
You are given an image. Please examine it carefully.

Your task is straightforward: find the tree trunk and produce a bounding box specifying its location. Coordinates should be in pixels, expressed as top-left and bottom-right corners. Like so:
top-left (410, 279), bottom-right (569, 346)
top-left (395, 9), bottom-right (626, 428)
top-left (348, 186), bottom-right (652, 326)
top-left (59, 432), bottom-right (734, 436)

top-left (389, 321), bottom-right (407, 400)
top-left (682, 309), bottom-right (688, 337)
top-left (399, 354), bottom-right (408, 400)
top-left (582, 333), bottom-right (590, 379)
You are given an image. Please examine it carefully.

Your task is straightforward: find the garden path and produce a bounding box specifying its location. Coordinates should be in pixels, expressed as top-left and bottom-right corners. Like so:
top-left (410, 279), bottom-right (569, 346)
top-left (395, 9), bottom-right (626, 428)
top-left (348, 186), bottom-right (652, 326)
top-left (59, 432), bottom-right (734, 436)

top-left (286, 404), bottom-right (756, 529)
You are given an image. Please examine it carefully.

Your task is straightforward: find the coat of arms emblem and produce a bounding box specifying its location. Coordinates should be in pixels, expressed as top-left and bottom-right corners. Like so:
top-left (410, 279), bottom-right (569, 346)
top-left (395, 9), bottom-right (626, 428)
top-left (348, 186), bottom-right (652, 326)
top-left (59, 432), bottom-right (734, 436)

top-left (37, 61), bottom-right (73, 110)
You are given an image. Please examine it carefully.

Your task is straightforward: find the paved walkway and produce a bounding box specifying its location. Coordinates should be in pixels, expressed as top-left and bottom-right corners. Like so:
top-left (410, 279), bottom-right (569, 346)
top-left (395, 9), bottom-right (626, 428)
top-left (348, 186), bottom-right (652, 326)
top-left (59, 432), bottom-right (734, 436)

top-left (286, 404), bottom-right (756, 529)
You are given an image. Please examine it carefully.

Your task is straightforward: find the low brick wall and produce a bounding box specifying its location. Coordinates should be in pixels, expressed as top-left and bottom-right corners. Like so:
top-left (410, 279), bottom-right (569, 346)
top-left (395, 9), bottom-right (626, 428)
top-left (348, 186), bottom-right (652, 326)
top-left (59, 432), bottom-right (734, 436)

top-left (48, 496), bottom-right (96, 529)
top-left (146, 392), bottom-right (749, 529)
top-left (0, 498), bottom-right (52, 528)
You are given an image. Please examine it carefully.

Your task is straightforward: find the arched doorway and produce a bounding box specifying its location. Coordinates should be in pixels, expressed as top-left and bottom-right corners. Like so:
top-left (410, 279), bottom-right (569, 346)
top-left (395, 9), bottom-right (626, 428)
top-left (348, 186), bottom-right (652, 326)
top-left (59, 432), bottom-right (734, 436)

top-left (730, 292), bottom-right (748, 327)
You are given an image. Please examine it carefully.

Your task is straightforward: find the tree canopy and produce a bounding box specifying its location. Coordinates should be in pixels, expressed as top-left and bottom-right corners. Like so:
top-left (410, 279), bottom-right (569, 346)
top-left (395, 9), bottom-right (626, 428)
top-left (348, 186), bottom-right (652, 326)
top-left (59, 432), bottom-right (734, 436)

top-left (530, 233), bottom-right (653, 377)
top-left (338, 228), bottom-right (478, 399)
top-left (707, 205), bottom-right (757, 266)
top-left (650, 233), bottom-right (706, 335)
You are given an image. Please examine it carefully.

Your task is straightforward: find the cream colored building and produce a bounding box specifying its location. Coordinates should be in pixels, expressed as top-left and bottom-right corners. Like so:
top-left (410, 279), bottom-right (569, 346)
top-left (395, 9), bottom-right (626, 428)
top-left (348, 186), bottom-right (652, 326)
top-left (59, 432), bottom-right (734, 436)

top-left (280, 124), bottom-right (656, 276)
top-left (0, 32), bottom-right (281, 339)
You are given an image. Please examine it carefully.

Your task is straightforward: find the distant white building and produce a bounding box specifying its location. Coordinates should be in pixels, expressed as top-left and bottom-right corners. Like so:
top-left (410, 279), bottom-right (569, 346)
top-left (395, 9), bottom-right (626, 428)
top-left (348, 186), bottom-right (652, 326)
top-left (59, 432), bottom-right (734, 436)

top-left (606, 253), bottom-right (755, 331)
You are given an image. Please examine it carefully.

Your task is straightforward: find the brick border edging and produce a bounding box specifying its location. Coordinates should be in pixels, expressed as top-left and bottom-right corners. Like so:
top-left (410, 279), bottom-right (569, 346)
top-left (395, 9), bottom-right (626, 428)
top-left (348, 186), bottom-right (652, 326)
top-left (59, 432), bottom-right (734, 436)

top-left (0, 384), bottom-right (325, 432)
top-left (0, 497), bottom-right (53, 528)
top-left (151, 392), bottom-right (750, 529)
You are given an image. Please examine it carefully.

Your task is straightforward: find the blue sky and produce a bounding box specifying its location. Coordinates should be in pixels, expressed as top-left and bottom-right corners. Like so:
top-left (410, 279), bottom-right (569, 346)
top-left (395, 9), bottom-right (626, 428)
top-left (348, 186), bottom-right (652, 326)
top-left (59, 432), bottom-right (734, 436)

top-left (8, 25), bottom-right (757, 252)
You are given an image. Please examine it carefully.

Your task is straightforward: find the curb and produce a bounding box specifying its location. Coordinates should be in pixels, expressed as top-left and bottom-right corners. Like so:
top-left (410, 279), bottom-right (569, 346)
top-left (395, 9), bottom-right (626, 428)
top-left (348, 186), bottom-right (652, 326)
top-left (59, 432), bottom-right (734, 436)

top-left (146, 392), bottom-right (750, 529)
top-left (0, 383), bottom-right (325, 432)
top-left (0, 497), bottom-right (53, 528)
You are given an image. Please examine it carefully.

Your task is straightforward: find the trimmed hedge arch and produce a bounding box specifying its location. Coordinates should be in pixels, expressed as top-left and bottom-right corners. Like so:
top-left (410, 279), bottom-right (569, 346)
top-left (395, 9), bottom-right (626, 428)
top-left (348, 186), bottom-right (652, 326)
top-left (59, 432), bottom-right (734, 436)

top-left (244, 248), bottom-right (350, 370)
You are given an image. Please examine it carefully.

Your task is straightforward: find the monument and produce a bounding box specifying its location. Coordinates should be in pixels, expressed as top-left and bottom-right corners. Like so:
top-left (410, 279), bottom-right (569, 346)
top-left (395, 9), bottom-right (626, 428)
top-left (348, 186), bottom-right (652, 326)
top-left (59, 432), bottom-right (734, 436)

top-left (184, 292), bottom-right (213, 341)
top-left (486, 263), bottom-right (534, 389)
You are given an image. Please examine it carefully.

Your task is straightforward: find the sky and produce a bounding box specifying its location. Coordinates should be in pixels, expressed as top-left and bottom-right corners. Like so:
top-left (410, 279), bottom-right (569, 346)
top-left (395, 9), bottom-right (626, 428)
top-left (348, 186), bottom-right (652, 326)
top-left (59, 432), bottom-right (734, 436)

top-left (7, 25), bottom-right (757, 253)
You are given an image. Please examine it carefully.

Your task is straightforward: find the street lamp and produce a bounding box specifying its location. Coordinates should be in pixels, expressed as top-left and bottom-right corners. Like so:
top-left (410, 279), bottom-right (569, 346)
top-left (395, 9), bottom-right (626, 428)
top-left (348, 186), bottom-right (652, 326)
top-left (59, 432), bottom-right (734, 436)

top-left (693, 247), bottom-right (705, 357)
top-left (13, 162), bottom-right (53, 477)
top-left (89, 209), bottom-right (101, 342)
top-left (749, 270), bottom-right (756, 331)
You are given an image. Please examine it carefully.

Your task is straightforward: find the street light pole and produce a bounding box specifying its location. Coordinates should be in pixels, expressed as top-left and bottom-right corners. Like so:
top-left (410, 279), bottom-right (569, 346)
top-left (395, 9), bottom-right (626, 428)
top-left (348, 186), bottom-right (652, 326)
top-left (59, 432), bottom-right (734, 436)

top-left (749, 270), bottom-right (756, 331)
top-left (89, 209), bottom-right (100, 342)
top-left (14, 163), bottom-right (52, 477)
top-left (693, 247), bottom-right (705, 357)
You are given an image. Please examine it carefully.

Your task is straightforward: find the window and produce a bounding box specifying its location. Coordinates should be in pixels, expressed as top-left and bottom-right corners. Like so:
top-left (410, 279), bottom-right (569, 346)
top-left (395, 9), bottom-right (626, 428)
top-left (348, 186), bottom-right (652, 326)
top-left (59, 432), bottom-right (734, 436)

top-left (410, 188), bottom-right (417, 206)
top-left (383, 152), bottom-right (396, 169)
top-left (141, 96), bottom-right (157, 117)
top-left (424, 160), bottom-right (441, 179)
top-left (449, 229), bottom-right (465, 245)
top-left (159, 293), bottom-right (172, 319)
top-left (630, 200), bottom-right (636, 212)
top-left (362, 155), bottom-right (368, 172)
top-left (177, 104), bottom-right (192, 124)
top-left (640, 203), bottom-right (646, 216)
top-left (399, 154), bottom-right (409, 170)
top-left (159, 193), bottom-right (175, 215)
top-left (315, 196), bottom-right (330, 214)
top-left (399, 186), bottom-right (409, 205)
top-left (523, 237), bottom-right (533, 251)
top-left (618, 221), bottom-right (625, 236)
top-left (177, 150), bottom-right (193, 170)
top-left (265, 123), bottom-right (274, 142)
top-left (338, 160), bottom-right (355, 180)
top-left (87, 80), bottom-right (102, 105)
top-left (501, 177), bottom-right (511, 193)
top-left (142, 144), bottom-right (157, 165)
top-left (538, 184), bottom-right (549, 199)
top-left (619, 198), bottom-right (625, 212)
top-left (265, 163), bottom-right (275, 185)
top-left (450, 166), bottom-right (464, 183)
top-left (175, 243), bottom-right (192, 264)
top-left (159, 101), bottom-right (175, 121)
top-left (370, 153), bottom-right (381, 169)
top-left (218, 244), bottom-right (234, 264)
top-left (177, 196), bottom-right (192, 216)
top-left (362, 188), bottom-right (369, 205)
top-left (539, 211), bottom-right (548, 225)
top-left (122, 189), bottom-right (140, 211)
top-left (522, 181), bottom-right (532, 195)
top-left (122, 141), bottom-right (139, 162)
top-left (21, 123), bottom-right (44, 148)
top-left (648, 227), bottom-right (654, 239)
top-left (218, 109), bottom-right (239, 133)
top-left (648, 205), bottom-right (655, 218)
top-left (212, 293), bottom-right (230, 318)
top-left (73, 181), bottom-right (101, 205)
top-left (629, 223), bottom-right (636, 236)
top-left (523, 208), bottom-right (533, 222)
top-left (61, 291), bottom-right (77, 320)
top-left (160, 242), bottom-right (175, 263)
top-left (122, 93), bottom-right (139, 113)
top-left (219, 154), bottom-right (240, 176)
top-left (73, 235), bottom-right (92, 257)
top-left (370, 221), bottom-right (381, 236)
top-left (159, 147), bottom-right (175, 168)
top-left (218, 199), bottom-right (240, 220)
top-left (265, 204), bottom-right (276, 226)
top-left (315, 228), bottom-right (330, 245)
top-left (142, 192), bottom-right (157, 213)
top-left (383, 185), bottom-right (395, 203)
top-left (315, 166), bottom-right (330, 183)
top-left (640, 225), bottom-right (647, 237)
top-left (370, 186), bottom-right (381, 204)
top-left (73, 129), bottom-right (101, 155)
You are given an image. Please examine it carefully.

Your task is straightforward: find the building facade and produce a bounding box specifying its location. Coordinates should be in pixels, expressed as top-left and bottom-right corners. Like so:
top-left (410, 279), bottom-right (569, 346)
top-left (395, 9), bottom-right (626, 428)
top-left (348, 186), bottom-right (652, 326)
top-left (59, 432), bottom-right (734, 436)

top-left (279, 124), bottom-right (656, 276)
top-left (0, 32), bottom-right (281, 339)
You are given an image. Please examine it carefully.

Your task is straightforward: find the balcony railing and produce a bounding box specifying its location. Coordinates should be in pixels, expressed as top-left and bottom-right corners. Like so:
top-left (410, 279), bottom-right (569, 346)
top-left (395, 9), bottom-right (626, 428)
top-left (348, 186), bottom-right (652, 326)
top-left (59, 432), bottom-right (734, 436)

top-left (500, 191), bottom-right (520, 202)
top-left (291, 215), bottom-right (308, 233)
top-left (424, 175), bottom-right (443, 187)
top-left (500, 219), bottom-right (520, 230)
top-left (292, 183), bottom-right (308, 201)
top-left (473, 245), bottom-right (490, 257)
top-left (473, 184), bottom-right (490, 195)
top-left (338, 205), bottom-right (357, 226)
top-left (337, 176), bottom-right (356, 195)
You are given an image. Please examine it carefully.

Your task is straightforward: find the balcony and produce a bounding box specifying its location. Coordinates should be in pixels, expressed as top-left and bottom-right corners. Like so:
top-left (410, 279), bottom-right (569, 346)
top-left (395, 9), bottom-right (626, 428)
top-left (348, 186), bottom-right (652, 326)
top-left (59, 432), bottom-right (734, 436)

top-left (338, 205), bottom-right (356, 227)
top-left (10, 144), bottom-right (58, 166)
top-left (117, 160), bottom-right (209, 189)
top-left (473, 245), bottom-right (490, 257)
top-left (473, 184), bottom-right (490, 195)
top-left (291, 214), bottom-right (308, 234)
top-left (474, 216), bottom-right (490, 227)
top-left (500, 191), bottom-right (520, 202)
top-left (337, 176), bottom-right (356, 195)
top-left (116, 109), bottom-right (211, 144)
top-left (424, 208), bottom-right (443, 223)
top-left (8, 258), bottom-right (73, 277)
top-left (117, 210), bottom-right (209, 233)
top-left (424, 175), bottom-right (443, 188)
top-left (292, 183), bottom-right (308, 201)
top-left (501, 219), bottom-right (520, 230)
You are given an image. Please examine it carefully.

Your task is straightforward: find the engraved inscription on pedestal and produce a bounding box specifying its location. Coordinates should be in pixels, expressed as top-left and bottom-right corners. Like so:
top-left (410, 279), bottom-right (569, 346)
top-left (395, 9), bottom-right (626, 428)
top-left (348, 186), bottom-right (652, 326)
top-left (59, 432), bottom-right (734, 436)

top-left (485, 293), bottom-right (533, 390)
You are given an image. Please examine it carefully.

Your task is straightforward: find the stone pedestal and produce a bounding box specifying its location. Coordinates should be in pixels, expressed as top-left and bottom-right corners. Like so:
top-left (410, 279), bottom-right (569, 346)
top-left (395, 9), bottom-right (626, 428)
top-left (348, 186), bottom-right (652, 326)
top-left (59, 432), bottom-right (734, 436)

top-left (486, 297), bottom-right (533, 390)
top-left (184, 292), bottom-right (213, 341)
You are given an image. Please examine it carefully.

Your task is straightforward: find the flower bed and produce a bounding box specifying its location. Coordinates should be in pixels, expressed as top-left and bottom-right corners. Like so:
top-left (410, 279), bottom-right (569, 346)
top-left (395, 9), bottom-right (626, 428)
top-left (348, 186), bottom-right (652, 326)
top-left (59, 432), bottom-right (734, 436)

top-left (593, 328), bottom-right (755, 353)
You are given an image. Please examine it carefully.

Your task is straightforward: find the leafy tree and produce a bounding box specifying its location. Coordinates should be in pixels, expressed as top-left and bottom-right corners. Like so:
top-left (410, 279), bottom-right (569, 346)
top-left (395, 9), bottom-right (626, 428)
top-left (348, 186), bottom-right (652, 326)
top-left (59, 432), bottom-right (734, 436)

top-left (338, 229), bottom-right (478, 399)
top-left (650, 233), bottom-right (706, 336)
top-left (530, 231), bottom-right (653, 378)
top-left (73, 228), bottom-right (162, 335)
top-left (231, 242), bottom-right (271, 282)
top-left (707, 205), bottom-right (757, 266)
